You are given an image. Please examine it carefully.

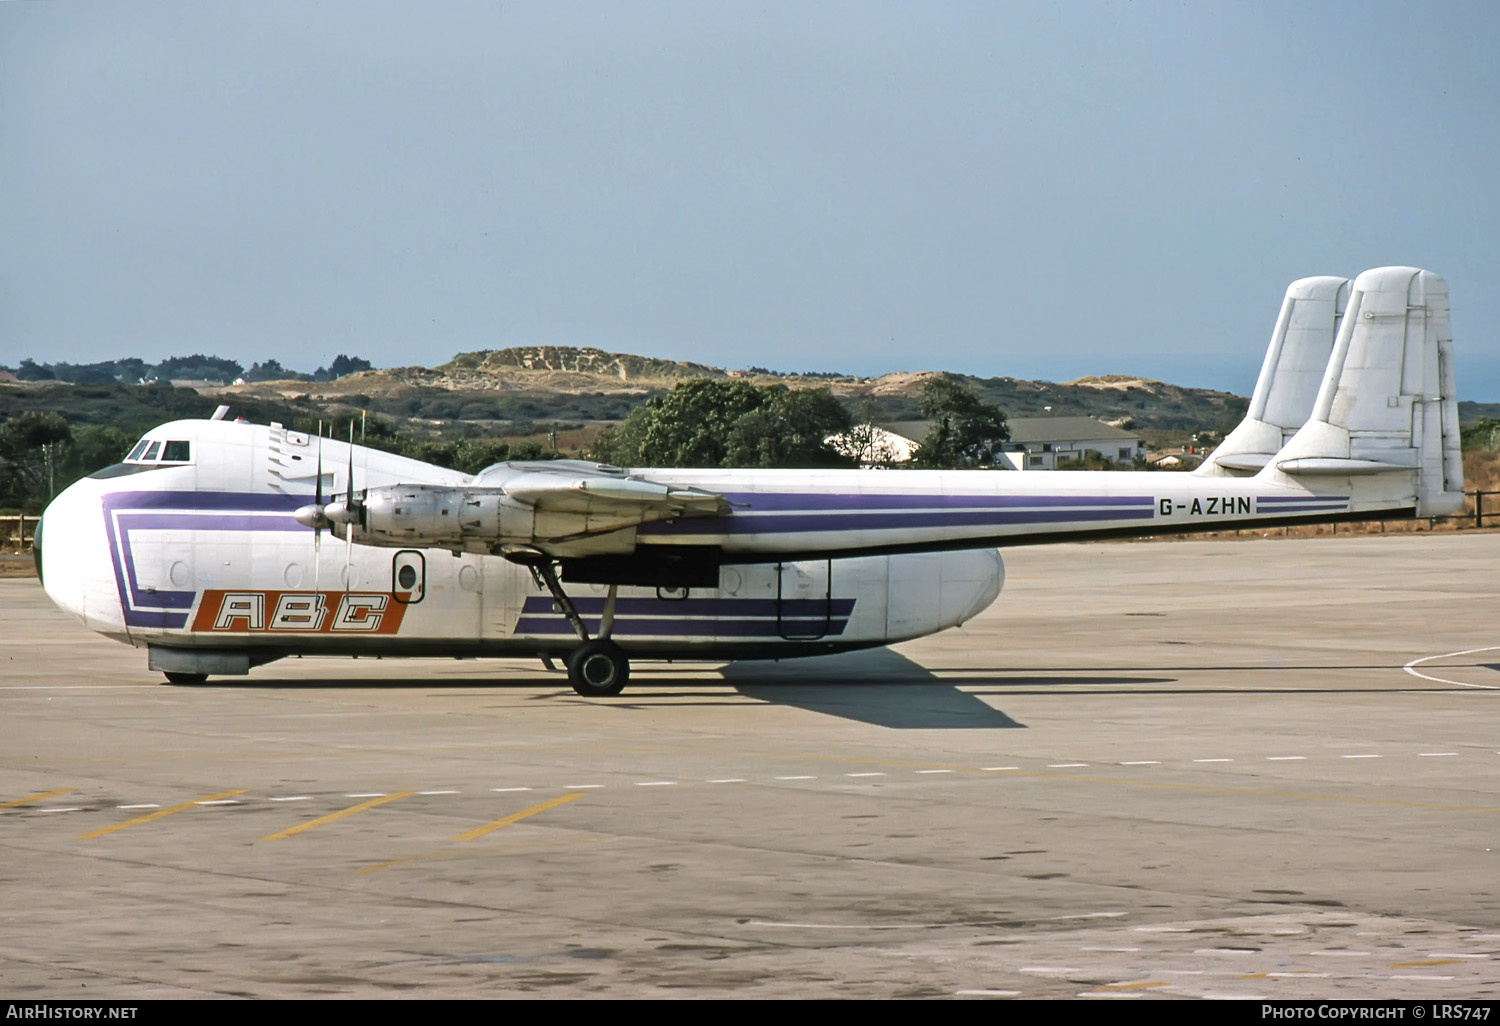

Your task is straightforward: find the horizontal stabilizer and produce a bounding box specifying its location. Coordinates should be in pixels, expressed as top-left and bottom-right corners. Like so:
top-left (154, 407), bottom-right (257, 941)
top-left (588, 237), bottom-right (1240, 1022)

top-left (1210, 453), bottom-right (1273, 473)
top-left (1275, 456), bottom-right (1417, 476)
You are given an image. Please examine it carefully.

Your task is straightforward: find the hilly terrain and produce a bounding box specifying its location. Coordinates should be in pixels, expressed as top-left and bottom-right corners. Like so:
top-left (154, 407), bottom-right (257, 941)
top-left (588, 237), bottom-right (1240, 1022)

top-left (211, 344), bottom-right (1254, 436)
top-left (5, 344), bottom-right (1497, 451)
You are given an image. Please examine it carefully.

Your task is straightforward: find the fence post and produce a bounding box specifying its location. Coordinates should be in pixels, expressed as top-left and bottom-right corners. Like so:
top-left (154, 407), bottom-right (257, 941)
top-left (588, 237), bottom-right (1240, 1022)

top-left (1478, 491), bottom-right (1485, 530)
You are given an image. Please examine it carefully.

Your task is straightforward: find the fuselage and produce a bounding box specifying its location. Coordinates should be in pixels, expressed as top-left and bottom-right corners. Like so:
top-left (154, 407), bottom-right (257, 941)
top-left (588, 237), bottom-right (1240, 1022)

top-left (33, 266), bottom-right (1461, 692)
top-left (38, 419), bottom-right (1004, 668)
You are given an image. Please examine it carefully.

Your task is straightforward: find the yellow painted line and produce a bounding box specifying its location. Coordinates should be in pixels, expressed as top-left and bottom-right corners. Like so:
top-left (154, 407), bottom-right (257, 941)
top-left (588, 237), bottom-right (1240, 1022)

top-left (1097, 981), bottom-right (1169, 990)
top-left (76, 789), bottom-right (247, 839)
top-left (1, 787), bottom-right (74, 810)
top-left (1388, 959), bottom-right (1464, 968)
top-left (261, 791), bottom-right (414, 841)
top-left (453, 792), bottom-right (586, 842)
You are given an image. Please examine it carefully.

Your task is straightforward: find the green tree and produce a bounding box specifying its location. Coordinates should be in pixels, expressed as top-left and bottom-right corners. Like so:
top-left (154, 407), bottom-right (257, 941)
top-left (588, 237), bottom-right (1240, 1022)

top-left (56, 425), bottom-right (136, 483)
top-left (154, 354), bottom-right (244, 383)
top-left (1461, 418), bottom-right (1500, 451)
top-left (0, 412), bottom-right (71, 511)
top-left (914, 375), bottom-right (1010, 468)
top-left (590, 379), bottom-right (854, 468)
top-left (724, 388), bottom-right (853, 467)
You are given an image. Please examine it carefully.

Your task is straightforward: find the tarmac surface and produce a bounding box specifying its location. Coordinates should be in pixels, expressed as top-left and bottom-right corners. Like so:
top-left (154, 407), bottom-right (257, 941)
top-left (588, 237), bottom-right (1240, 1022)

top-left (2, 532), bottom-right (1498, 999)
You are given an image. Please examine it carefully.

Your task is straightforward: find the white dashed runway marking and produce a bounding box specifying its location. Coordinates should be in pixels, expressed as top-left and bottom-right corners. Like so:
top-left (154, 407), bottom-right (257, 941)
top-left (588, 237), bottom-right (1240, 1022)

top-left (10, 741), bottom-right (1497, 823)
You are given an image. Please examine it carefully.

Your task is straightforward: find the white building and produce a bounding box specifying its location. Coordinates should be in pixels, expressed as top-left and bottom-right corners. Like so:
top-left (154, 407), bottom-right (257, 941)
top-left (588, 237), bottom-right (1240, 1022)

top-left (830, 416), bottom-right (1145, 470)
top-left (825, 425), bottom-right (920, 466)
top-left (1003, 417), bottom-right (1147, 470)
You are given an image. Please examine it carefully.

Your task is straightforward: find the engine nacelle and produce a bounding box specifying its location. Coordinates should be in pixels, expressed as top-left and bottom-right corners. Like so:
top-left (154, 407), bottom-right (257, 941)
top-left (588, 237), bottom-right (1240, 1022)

top-left (349, 484), bottom-right (646, 558)
top-left (357, 484), bottom-right (508, 550)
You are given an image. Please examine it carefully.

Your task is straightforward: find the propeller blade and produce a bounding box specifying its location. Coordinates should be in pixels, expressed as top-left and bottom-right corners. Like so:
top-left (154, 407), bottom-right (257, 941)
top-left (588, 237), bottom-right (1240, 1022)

top-left (315, 423), bottom-right (324, 509)
top-left (312, 423), bottom-right (323, 595)
top-left (314, 426), bottom-right (323, 552)
top-left (344, 420), bottom-right (355, 591)
top-left (347, 421), bottom-right (355, 504)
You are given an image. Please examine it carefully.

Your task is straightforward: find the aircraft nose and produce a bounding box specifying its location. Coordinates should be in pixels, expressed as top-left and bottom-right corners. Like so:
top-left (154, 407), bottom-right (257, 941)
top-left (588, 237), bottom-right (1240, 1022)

top-left (38, 481), bottom-right (104, 629)
top-left (31, 510), bottom-right (44, 585)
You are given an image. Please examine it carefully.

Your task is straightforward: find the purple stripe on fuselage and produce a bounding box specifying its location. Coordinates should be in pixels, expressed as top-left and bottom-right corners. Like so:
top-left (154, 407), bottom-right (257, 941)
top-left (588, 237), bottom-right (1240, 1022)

top-left (101, 491), bottom-right (313, 628)
top-left (714, 492), bottom-right (1155, 511)
top-left (1255, 504), bottom-right (1350, 514)
top-left (519, 596), bottom-right (857, 618)
top-left (515, 617), bottom-right (851, 638)
top-left (104, 490), bottom-right (307, 512)
top-left (642, 506), bottom-right (1156, 536)
top-left (107, 511), bottom-right (196, 617)
top-left (121, 610), bottom-right (190, 629)
top-left (114, 512), bottom-right (304, 533)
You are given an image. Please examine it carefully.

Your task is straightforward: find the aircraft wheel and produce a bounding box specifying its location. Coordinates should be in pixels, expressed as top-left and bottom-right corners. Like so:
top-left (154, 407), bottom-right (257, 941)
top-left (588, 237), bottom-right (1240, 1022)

top-left (163, 671), bottom-right (208, 686)
top-left (567, 640), bottom-right (630, 697)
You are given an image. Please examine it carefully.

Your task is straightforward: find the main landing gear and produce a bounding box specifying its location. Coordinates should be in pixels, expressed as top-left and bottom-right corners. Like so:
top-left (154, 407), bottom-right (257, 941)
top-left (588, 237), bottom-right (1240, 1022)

top-left (531, 561), bottom-right (630, 697)
top-left (566, 638), bottom-right (630, 697)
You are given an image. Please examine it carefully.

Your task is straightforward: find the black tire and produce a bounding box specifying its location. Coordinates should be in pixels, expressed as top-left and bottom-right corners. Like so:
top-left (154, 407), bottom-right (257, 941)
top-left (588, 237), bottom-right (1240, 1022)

top-left (163, 671), bottom-right (209, 686)
top-left (567, 639), bottom-right (630, 697)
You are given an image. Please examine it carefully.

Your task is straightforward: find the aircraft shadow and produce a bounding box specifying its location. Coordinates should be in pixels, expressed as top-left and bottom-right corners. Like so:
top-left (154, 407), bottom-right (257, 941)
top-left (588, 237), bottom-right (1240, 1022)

top-left (718, 648), bottom-right (1026, 729)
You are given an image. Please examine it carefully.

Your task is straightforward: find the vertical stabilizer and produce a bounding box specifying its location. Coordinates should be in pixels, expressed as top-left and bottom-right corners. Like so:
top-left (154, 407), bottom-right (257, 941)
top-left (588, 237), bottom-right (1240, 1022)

top-left (1199, 276), bottom-right (1349, 476)
top-left (1263, 267), bottom-right (1463, 517)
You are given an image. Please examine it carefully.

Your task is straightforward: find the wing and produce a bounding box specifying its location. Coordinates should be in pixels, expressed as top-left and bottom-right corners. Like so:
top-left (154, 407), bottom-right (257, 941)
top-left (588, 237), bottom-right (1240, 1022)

top-left (486, 460), bottom-right (730, 519)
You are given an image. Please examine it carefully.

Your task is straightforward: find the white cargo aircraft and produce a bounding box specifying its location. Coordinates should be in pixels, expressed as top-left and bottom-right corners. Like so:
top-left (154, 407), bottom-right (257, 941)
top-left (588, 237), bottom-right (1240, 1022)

top-left (37, 267), bottom-right (1464, 696)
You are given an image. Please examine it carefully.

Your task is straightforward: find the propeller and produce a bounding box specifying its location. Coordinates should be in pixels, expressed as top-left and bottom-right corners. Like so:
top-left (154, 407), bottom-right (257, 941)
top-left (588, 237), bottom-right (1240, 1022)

top-left (291, 420), bottom-right (367, 591)
top-left (291, 423), bottom-right (332, 592)
top-left (323, 422), bottom-right (367, 590)
top-left (292, 424), bottom-right (333, 535)
top-left (323, 424), bottom-right (364, 529)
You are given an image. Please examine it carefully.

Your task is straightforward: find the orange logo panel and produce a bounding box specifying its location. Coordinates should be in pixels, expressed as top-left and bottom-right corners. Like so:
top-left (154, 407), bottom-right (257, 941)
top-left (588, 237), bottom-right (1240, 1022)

top-left (190, 590), bottom-right (411, 634)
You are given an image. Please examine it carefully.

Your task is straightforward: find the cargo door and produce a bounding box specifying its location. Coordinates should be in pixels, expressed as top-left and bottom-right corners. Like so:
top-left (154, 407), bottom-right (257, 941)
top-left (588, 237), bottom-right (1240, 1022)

top-left (776, 559), bottom-right (831, 640)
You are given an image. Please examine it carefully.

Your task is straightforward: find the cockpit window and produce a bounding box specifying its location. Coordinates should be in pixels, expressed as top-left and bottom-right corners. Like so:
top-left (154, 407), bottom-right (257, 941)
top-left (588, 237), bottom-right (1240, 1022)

top-left (124, 438), bottom-right (193, 465)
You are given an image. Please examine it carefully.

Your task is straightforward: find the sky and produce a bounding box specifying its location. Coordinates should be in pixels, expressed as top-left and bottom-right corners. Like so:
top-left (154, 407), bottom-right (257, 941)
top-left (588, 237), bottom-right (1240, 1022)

top-left (3, 1), bottom-right (1497, 397)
